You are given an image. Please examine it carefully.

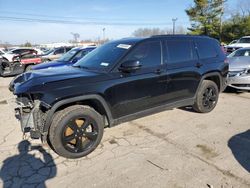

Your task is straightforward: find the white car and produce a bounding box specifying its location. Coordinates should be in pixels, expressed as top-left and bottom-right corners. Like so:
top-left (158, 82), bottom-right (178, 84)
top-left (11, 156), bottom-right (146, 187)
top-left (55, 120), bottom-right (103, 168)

top-left (1, 48), bottom-right (43, 62)
top-left (225, 36), bottom-right (250, 54)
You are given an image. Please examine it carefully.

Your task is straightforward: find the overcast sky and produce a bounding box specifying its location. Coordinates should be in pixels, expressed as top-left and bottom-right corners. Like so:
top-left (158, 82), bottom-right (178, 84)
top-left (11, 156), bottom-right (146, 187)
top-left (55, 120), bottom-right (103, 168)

top-left (0, 0), bottom-right (238, 44)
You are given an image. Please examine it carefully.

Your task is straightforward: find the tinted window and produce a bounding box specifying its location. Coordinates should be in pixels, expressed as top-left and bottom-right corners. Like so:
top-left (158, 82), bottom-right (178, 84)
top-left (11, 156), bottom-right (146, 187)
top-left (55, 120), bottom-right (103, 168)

top-left (124, 41), bottom-right (161, 68)
top-left (196, 40), bottom-right (218, 59)
top-left (166, 40), bottom-right (195, 63)
top-left (66, 47), bottom-right (72, 52)
top-left (54, 48), bottom-right (64, 55)
top-left (12, 49), bottom-right (22, 54)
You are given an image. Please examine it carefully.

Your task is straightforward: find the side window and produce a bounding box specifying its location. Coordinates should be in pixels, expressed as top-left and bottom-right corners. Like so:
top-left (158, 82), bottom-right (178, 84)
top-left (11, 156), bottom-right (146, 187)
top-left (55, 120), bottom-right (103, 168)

top-left (13, 49), bottom-right (22, 54)
top-left (124, 41), bottom-right (161, 68)
top-left (54, 48), bottom-right (64, 55)
top-left (166, 40), bottom-right (196, 63)
top-left (66, 47), bottom-right (72, 52)
top-left (196, 40), bottom-right (218, 59)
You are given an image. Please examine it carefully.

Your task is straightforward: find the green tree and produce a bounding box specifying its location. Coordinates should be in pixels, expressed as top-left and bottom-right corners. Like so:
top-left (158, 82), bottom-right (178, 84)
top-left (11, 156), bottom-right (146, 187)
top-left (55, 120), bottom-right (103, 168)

top-left (186, 0), bottom-right (226, 40)
top-left (221, 14), bottom-right (250, 43)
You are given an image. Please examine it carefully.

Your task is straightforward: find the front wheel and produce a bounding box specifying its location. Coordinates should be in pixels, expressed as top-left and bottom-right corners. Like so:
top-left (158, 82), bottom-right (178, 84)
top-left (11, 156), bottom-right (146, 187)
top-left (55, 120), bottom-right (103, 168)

top-left (193, 80), bottom-right (219, 113)
top-left (49, 105), bottom-right (104, 158)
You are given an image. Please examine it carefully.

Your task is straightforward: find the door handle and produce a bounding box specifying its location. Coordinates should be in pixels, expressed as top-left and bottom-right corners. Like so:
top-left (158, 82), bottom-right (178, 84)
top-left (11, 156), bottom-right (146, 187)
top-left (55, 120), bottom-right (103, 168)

top-left (196, 63), bottom-right (203, 68)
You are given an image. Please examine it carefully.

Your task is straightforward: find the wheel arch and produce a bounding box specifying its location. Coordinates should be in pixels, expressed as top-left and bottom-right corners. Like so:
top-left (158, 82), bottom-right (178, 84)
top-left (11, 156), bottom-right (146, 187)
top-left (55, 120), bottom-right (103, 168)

top-left (43, 94), bottom-right (114, 134)
top-left (203, 73), bottom-right (221, 91)
top-left (195, 72), bottom-right (223, 97)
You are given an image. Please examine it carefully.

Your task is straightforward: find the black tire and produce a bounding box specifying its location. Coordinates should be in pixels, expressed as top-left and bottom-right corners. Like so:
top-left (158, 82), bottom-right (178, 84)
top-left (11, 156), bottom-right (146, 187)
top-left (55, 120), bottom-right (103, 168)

top-left (193, 80), bottom-right (219, 113)
top-left (25, 65), bottom-right (33, 72)
top-left (49, 105), bottom-right (104, 158)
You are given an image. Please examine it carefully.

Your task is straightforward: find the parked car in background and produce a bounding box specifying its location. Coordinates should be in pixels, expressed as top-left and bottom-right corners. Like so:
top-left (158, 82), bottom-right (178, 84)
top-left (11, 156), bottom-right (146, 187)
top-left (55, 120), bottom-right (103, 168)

top-left (10, 35), bottom-right (228, 158)
top-left (0, 48), bottom-right (8, 55)
top-left (227, 47), bottom-right (250, 90)
top-left (0, 51), bottom-right (43, 77)
top-left (1, 47), bottom-right (43, 62)
top-left (40, 46), bottom-right (73, 62)
top-left (225, 36), bottom-right (250, 54)
top-left (32, 46), bottom-right (96, 70)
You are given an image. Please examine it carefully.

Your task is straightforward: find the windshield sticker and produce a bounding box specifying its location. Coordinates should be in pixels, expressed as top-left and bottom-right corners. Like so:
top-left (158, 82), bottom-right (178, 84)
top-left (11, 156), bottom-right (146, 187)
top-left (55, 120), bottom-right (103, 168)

top-left (100, 62), bottom-right (109, 67)
top-left (117, 44), bottom-right (131, 49)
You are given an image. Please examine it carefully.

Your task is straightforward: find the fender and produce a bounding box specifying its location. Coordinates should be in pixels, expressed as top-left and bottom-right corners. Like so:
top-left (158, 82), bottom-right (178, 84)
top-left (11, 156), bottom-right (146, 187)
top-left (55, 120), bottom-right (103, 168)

top-left (43, 94), bottom-right (114, 134)
top-left (195, 72), bottom-right (224, 98)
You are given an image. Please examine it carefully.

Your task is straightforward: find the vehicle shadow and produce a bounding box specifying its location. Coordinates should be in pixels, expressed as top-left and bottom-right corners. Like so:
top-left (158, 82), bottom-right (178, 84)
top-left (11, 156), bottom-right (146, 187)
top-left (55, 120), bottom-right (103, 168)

top-left (178, 106), bottom-right (198, 113)
top-left (228, 130), bottom-right (250, 173)
top-left (0, 140), bottom-right (57, 188)
top-left (223, 87), bottom-right (250, 94)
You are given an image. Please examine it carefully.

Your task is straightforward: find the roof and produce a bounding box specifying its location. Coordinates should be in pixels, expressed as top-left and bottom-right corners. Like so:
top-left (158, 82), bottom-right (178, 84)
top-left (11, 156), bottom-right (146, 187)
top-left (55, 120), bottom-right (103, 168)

top-left (151, 34), bottom-right (212, 39)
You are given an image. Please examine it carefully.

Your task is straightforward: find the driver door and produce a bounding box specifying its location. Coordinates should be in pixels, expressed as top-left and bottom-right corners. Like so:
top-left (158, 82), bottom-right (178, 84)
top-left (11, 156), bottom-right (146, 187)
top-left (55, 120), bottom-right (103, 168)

top-left (109, 40), bottom-right (168, 119)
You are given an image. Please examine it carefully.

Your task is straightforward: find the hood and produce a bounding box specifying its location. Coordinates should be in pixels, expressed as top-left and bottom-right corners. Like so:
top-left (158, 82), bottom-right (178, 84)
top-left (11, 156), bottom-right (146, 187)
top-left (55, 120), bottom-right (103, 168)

top-left (228, 56), bottom-right (250, 71)
top-left (227, 43), bottom-right (250, 48)
top-left (32, 60), bottom-right (70, 70)
top-left (12, 66), bottom-right (107, 95)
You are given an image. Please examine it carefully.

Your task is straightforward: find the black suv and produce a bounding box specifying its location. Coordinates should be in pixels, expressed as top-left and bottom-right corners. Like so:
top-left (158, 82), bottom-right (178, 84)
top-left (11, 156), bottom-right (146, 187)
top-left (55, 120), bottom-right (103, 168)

top-left (11, 35), bottom-right (228, 158)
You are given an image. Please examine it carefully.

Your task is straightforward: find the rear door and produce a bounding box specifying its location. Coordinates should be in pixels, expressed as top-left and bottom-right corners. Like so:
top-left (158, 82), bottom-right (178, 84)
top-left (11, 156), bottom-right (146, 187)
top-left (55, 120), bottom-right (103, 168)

top-left (164, 38), bottom-right (201, 102)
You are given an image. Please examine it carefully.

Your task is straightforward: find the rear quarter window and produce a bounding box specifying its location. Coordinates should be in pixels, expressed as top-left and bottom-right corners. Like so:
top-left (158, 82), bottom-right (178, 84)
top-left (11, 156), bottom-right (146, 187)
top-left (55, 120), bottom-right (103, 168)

top-left (196, 39), bottom-right (218, 59)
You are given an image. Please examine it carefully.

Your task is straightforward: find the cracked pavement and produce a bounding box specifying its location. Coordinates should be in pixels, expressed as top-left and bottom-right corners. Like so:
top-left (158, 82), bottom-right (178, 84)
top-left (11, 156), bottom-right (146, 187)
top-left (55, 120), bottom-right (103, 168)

top-left (0, 77), bottom-right (249, 188)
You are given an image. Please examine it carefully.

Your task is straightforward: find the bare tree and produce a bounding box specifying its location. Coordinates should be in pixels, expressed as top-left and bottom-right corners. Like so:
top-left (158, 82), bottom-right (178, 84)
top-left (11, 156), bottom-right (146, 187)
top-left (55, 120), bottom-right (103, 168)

top-left (70, 32), bottom-right (80, 43)
top-left (132, 27), bottom-right (186, 37)
top-left (237, 0), bottom-right (250, 17)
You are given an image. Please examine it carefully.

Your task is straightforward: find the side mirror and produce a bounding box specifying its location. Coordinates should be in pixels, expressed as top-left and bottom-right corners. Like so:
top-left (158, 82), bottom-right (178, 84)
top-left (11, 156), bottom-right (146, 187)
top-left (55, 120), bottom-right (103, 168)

top-left (119, 60), bottom-right (142, 73)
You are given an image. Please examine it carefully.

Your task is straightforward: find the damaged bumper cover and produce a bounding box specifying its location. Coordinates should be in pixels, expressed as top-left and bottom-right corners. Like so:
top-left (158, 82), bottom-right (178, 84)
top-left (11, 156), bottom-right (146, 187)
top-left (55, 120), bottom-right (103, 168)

top-left (15, 97), bottom-right (49, 139)
top-left (227, 69), bottom-right (250, 90)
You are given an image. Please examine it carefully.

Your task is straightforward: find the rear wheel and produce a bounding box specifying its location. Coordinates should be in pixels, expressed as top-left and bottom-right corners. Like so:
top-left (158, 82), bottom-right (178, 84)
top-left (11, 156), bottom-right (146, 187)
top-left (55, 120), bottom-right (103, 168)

top-left (193, 80), bottom-right (219, 113)
top-left (49, 105), bottom-right (104, 158)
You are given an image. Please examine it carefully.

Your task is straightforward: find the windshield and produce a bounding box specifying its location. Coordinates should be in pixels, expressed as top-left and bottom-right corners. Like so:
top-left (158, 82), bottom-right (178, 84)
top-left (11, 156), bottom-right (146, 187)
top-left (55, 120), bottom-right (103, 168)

top-left (74, 42), bottom-right (133, 71)
top-left (228, 49), bottom-right (250, 57)
top-left (238, 38), bottom-right (250, 43)
top-left (58, 48), bottom-right (79, 61)
top-left (42, 49), bottom-right (54, 55)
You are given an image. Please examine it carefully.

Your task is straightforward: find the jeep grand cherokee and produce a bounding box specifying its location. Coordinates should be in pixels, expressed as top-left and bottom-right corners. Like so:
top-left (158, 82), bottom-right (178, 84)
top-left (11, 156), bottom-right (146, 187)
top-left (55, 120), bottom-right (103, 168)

top-left (10, 35), bottom-right (228, 158)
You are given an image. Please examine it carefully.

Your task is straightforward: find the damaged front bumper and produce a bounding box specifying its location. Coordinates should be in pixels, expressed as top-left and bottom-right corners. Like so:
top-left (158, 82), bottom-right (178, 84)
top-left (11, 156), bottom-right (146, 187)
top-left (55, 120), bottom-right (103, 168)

top-left (15, 97), bottom-right (48, 139)
top-left (227, 69), bottom-right (250, 90)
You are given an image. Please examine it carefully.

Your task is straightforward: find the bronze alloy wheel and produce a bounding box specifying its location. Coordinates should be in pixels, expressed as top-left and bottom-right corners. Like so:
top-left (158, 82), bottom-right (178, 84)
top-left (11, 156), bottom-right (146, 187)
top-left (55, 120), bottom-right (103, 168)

top-left (49, 105), bottom-right (104, 158)
top-left (61, 116), bottom-right (99, 153)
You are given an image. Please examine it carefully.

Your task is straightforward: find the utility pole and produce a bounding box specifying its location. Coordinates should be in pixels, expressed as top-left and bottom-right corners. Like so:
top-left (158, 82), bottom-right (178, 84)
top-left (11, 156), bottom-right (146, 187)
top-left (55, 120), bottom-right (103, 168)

top-left (102, 28), bottom-right (106, 43)
top-left (219, 6), bottom-right (224, 43)
top-left (172, 18), bottom-right (178, 35)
